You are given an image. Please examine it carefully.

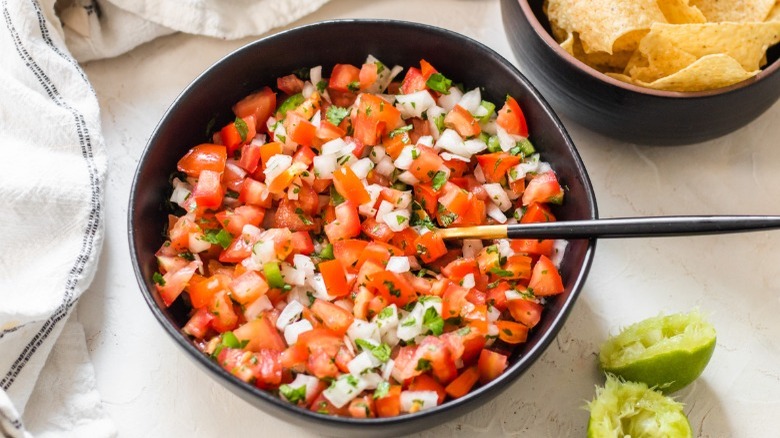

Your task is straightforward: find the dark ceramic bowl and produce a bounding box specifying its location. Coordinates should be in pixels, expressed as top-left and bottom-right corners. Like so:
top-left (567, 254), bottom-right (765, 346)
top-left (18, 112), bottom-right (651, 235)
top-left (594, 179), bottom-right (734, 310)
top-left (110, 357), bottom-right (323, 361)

top-left (501, 0), bottom-right (780, 145)
top-left (129, 19), bottom-right (597, 437)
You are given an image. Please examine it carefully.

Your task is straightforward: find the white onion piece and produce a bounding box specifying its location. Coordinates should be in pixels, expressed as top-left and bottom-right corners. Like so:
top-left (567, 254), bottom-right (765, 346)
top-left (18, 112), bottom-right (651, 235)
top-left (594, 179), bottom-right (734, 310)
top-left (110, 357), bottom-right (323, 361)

top-left (322, 137), bottom-right (349, 155)
top-left (397, 171), bottom-right (420, 186)
top-left (481, 118), bottom-right (498, 135)
top-left (505, 289), bottom-right (528, 301)
top-left (376, 200), bottom-right (395, 220)
top-left (244, 295), bottom-right (273, 321)
top-left (395, 90), bottom-right (436, 118)
top-left (462, 239), bottom-right (483, 259)
top-left (360, 372), bottom-right (384, 390)
top-left (302, 81), bottom-right (315, 99)
top-left (359, 184), bottom-right (383, 217)
top-left (461, 273), bottom-right (476, 289)
top-left (473, 164), bottom-right (486, 183)
top-left (397, 304), bottom-right (425, 341)
top-left (284, 319), bottom-right (313, 345)
top-left (170, 181), bottom-right (191, 208)
top-left (310, 66), bottom-right (322, 87)
top-left (497, 239), bottom-right (514, 258)
top-left (369, 146), bottom-right (386, 163)
top-left (264, 154), bottom-right (293, 184)
top-left (310, 109), bottom-right (321, 128)
top-left (350, 157), bottom-right (374, 180)
top-left (483, 183), bottom-right (512, 211)
top-left (416, 135), bottom-right (434, 148)
top-left (312, 154), bottom-right (337, 179)
top-left (282, 374), bottom-right (320, 404)
top-left (373, 304), bottom-right (399, 334)
top-left (374, 156), bottom-right (395, 177)
top-left (383, 209), bottom-right (410, 232)
top-left (347, 320), bottom-right (382, 345)
top-left (440, 152), bottom-right (470, 163)
top-left (464, 138), bottom-right (488, 155)
top-left (496, 125), bottom-right (521, 152)
top-left (438, 86), bottom-right (463, 111)
top-left (458, 88), bottom-right (482, 114)
top-left (426, 105), bottom-right (446, 139)
top-left (393, 146), bottom-right (417, 170)
top-left (386, 256), bottom-right (411, 273)
top-left (396, 191), bottom-right (413, 209)
top-left (348, 351), bottom-right (382, 376)
top-left (488, 305), bottom-right (501, 322)
top-left (323, 374), bottom-right (369, 408)
top-left (293, 254), bottom-right (316, 281)
top-left (188, 233), bottom-right (212, 254)
top-left (400, 391), bottom-right (439, 413)
top-left (537, 161), bottom-right (553, 174)
top-left (435, 129), bottom-right (469, 157)
top-left (276, 300), bottom-right (305, 330)
top-left (309, 273), bottom-right (337, 301)
top-left (281, 262), bottom-right (305, 287)
top-left (552, 240), bottom-right (568, 268)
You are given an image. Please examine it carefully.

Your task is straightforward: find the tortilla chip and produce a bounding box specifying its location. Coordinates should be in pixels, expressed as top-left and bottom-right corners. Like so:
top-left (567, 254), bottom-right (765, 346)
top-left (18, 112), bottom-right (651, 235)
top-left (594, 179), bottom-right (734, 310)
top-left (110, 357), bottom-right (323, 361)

top-left (562, 32), bottom-right (634, 73)
top-left (630, 54), bottom-right (758, 91)
top-left (546, 0), bottom-right (667, 53)
top-left (690, 0), bottom-right (775, 22)
top-left (657, 0), bottom-right (707, 24)
top-left (626, 31), bottom-right (699, 82)
top-left (766, 3), bottom-right (780, 22)
top-left (645, 22), bottom-right (780, 71)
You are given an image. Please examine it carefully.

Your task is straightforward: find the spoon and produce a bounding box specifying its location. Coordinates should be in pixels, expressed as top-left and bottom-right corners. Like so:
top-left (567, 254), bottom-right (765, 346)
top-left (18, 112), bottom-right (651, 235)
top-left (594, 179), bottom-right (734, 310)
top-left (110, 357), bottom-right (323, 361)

top-left (435, 215), bottom-right (780, 240)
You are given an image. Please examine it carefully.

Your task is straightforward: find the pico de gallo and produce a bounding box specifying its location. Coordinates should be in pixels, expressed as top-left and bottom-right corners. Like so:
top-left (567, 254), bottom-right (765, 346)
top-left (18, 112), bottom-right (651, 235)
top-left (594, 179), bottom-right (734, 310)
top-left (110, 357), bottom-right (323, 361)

top-left (154, 55), bottom-right (568, 418)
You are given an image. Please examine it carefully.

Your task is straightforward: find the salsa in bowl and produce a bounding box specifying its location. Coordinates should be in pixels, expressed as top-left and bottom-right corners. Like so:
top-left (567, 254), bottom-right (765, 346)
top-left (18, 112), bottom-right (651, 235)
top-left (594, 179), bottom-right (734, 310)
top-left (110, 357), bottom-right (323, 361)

top-left (129, 19), bottom-right (596, 436)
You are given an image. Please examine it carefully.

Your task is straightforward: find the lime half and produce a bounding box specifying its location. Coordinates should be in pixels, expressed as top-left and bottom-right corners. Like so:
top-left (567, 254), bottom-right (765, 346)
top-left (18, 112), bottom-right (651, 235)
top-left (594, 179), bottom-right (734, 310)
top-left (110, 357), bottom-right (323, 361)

top-left (599, 311), bottom-right (716, 394)
top-left (588, 375), bottom-right (692, 438)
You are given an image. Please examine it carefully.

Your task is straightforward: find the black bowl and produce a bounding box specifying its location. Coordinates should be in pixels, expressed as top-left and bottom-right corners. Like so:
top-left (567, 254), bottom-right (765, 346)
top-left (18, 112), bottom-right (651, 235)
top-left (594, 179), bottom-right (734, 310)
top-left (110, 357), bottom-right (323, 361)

top-left (129, 19), bottom-right (597, 437)
top-left (501, 0), bottom-right (780, 145)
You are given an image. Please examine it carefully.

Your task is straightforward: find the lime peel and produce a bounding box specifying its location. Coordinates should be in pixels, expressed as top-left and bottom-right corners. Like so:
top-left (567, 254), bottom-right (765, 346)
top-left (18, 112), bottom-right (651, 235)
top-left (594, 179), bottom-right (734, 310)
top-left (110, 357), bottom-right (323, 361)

top-left (587, 374), bottom-right (693, 438)
top-left (599, 310), bottom-right (716, 394)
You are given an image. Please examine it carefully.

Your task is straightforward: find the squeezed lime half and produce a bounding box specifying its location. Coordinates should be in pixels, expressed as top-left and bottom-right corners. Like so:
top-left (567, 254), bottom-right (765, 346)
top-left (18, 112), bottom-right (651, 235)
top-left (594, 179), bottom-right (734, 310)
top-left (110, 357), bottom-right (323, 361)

top-left (587, 375), bottom-right (692, 438)
top-left (599, 310), bottom-right (716, 394)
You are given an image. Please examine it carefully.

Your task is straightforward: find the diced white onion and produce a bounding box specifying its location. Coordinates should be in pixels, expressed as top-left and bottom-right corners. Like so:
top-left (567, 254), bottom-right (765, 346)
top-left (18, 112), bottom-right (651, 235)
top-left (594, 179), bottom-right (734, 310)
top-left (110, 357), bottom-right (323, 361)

top-left (397, 171), bottom-right (420, 186)
top-left (310, 66), bottom-right (322, 87)
top-left (552, 239), bottom-right (568, 268)
top-left (369, 146), bottom-right (386, 163)
top-left (474, 164), bottom-right (486, 183)
top-left (393, 146), bottom-right (417, 170)
top-left (284, 319), bottom-right (313, 345)
top-left (309, 273), bottom-right (337, 301)
top-left (497, 239), bottom-right (514, 258)
top-left (323, 374), bottom-right (369, 408)
top-left (416, 135), bottom-right (434, 148)
top-left (348, 351), bottom-right (382, 376)
top-left (426, 106), bottom-right (446, 139)
top-left (376, 200), bottom-right (395, 220)
top-left (440, 152), bottom-right (470, 162)
top-left (322, 137), bottom-right (352, 156)
top-left (281, 262), bottom-right (305, 286)
top-left (483, 183), bottom-right (512, 211)
top-left (400, 391), bottom-right (439, 412)
top-left (282, 374), bottom-right (320, 404)
top-left (438, 87), bottom-right (463, 112)
top-left (375, 156), bottom-right (395, 177)
top-left (302, 81), bottom-right (315, 99)
top-left (435, 129), bottom-right (469, 157)
top-left (170, 180), bottom-right (191, 208)
top-left (347, 320), bottom-right (382, 345)
top-left (461, 273), bottom-right (476, 289)
top-left (397, 304), bottom-right (425, 341)
top-left (312, 154), bottom-right (338, 179)
top-left (488, 305), bottom-right (501, 322)
top-left (293, 254), bottom-right (316, 280)
top-left (396, 191), bottom-right (413, 209)
top-left (383, 209), bottom-right (410, 232)
top-left (458, 88), bottom-right (482, 114)
top-left (244, 295), bottom-right (273, 321)
top-left (381, 359), bottom-right (395, 381)
top-left (360, 372), bottom-right (384, 390)
top-left (386, 256), bottom-right (411, 273)
top-left (505, 290), bottom-right (526, 301)
top-left (350, 157), bottom-right (374, 180)
top-left (486, 204), bottom-right (507, 223)
top-left (310, 109), bottom-right (321, 128)
top-left (373, 304), bottom-right (399, 335)
top-left (497, 125), bottom-right (520, 152)
top-left (276, 300), bottom-right (305, 330)
top-left (359, 184), bottom-right (383, 217)
top-left (264, 154), bottom-right (293, 183)
top-left (395, 90), bottom-right (436, 118)
top-left (188, 233), bottom-right (212, 253)
top-left (464, 138), bottom-right (488, 155)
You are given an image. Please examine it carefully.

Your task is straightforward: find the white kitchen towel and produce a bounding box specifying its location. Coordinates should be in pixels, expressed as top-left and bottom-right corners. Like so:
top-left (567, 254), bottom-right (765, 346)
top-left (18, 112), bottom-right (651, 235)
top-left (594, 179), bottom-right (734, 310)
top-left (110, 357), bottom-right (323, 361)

top-left (0, 0), bottom-right (329, 436)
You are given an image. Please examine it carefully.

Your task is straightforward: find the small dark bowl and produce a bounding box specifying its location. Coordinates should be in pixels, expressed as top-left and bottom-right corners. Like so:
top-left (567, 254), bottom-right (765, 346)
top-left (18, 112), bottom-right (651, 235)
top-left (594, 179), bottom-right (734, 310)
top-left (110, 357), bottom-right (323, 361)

top-left (501, 0), bottom-right (780, 145)
top-left (129, 19), bottom-right (597, 437)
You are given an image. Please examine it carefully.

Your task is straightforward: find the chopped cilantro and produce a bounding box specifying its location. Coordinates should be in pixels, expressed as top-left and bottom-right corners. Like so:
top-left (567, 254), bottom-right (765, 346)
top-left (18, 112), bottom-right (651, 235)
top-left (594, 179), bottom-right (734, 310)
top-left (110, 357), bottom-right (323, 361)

top-left (373, 381), bottom-right (391, 399)
top-left (389, 124), bottom-right (413, 138)
top-left (437, 203), bottom-right (457, 227)
top-left (347, 81), bottom-right (360, 92)
top-left (178, 251), bottom-right (195, 261)
top-left (329, 184), bottom-right (346, 206)
top-left (422, 307), bottom-right (444, 336)
top-left (202, 229), bottom-right (233, 249)
top-left (401, 317), bottom-right (416, 327)
top-left (152, 272), bottom-right (165, 286)
top-left (384, 280), bottom-right (401, 297)
top-left (234, 117), bottom-right (248, 142)
top-left (346, 374), bottom-right (360, 387)
top-left (318, 243), bottom-right (335, 260)
top-left (434, 114), bottom-right (445, 132)
top-left (490, 266), bottom-right (514, 277)
top-left (326, 105), bottom-right (350, 126)
top-left (431, 170), bottom-right (448, 191)
top-left (425, 72), bottom-right (452, 94)
top-left (355, 339), bottom-right (391, 363)
top-left (415, 358), bottom-right (432, 372)
top-left (377, 306), bottom-right (394, 319)
top-left (316, 80), bottom-right (327, 93)
top-left (279, 384), bottom-right (307, 404)
top-left (396, 215), bottom-right (407, 225)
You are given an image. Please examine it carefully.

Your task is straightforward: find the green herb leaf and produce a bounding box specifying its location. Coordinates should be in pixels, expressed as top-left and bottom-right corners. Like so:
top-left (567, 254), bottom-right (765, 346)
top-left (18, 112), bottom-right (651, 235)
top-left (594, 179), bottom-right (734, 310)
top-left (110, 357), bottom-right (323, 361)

top-left (355, 339), bottom-right (392, 363)
top-left (279, 384), bottom-right (308, 404)
top-left (263, 261), bottom-right (285, 288)
top-left (422, 307), bottom-right (444, 336)
top-left (329, 184), bottom-right (346, 206)
top-left (489, 266), bottom-right (514, 277)
top-left (389, 124), bottom-right (413, 138)
top-left (326, 105), bottom-right (350, 127)
top-left (415, 358), bottom-right (432, 372)
top-left (377, 306), bottom-right (394, 320)
top-left (431, 170), bottom-right (448, 191)
top-left (426, 73), bottom-right (452, 94)
top-left (202, 229), bottom-right (233, 249)
top-left (234, 117), bottom-right (248, 142)
top-left (347, 81), bottom-right (361, 92)
top-left (373, 381), bottom-right (391, 399)
top-left (316, 80), bottom-right (328, 93)
top-left (152, 272), bottom-right (166, 286)
top-left (401, 317), bottom-right (417, 327)
top-left (318, 243), bottom-right (335, 260)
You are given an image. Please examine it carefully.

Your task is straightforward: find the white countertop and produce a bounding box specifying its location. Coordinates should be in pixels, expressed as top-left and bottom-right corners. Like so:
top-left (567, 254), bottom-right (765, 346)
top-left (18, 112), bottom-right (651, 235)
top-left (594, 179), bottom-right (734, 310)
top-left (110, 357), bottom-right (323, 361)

top-left (75, 0), bottom-right (780, 435)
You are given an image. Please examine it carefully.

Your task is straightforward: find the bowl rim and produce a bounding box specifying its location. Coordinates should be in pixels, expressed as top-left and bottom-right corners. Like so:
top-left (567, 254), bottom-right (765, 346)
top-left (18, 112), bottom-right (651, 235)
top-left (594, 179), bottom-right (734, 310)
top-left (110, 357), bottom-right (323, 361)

top-left (515, 0), bottom-right (780, 98)
top-left (129, 17), bottom-right (598, 429)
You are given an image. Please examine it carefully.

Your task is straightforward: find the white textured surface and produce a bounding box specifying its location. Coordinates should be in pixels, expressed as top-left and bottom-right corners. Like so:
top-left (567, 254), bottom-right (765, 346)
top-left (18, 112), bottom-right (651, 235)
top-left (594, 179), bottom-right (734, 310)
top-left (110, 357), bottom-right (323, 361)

top-left (76, 0), bottom-right (780, 436)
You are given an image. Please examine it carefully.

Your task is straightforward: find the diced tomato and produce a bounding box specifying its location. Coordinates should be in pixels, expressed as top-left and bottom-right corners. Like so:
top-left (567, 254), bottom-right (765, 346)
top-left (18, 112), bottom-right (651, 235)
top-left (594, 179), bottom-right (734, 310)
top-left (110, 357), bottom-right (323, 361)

top-left (348, 394), bottom-right (376, 418)
top-left (503, 254), bottom-right (533, 280)
top-left (444, 104), bottom-right (480, 137)
top-left (216, 205), bottom-right (265, 236)
top-left (183, 307), bottom-right (214, 338)
top-left (187, 273), bottom-right (229, 309)
top-left (333, 239), bottom-right (369, 269)
top-left (441, 282), bottom-right (469, 320)
top-left (208, 291), bottom-right (238, 332)
top-left (177, 144), bottom-right (227, 177)
top-left (445, 366), bottom-right (480, 399)
top-left (238, 141), bottom-right (262, 173)
top-left (476, 152), bottom-right (521, 184)
top-left (157, 260), bottom-right (199, 307)
top-left (400, 67), bottom-right (427, 94)
top-left (233, 87), bottom-right (277, 129)
top-left (318, 259), bottom-right (350, 298)
top-left (273, 198), bottom-right (316, 232)
top-left (477, 349), bottom-right (508, 384)
top-left (441, 258), bottom-right (479, 281)
top-left (497, 320), bottom-right (529, 344)
top-left (239, 178), bottom-right (272, 208)
top-left (496, 95), bottom-right (528, 137)
top-left (390, 228), bottom-right (419, 256)
top-left (310, 393), bottom-right (351, 416)
top-left (413, 183), bottom-right (441, 216)
top-left (310, 299), bottom-right (355, 335)
top-left (361, 217), bottom-right (394, 242)
top-left (522, 171), bottom-right (564, 206)
top-left (527, 255), bottom-right (564, 296)
top-left (414, 231), bottom-right (448, 264)
top-left (332, 165), bottom-right (371, 205)
top-left (476, 246), bottom-right (500, 275)
top-left (284, 111), bottom-right (317, 147)
top-left (486, 281), bottom-right (511, 312)
top-left (192, 169), bottom-right (224, 209)
top-left (409, 374), bottom-right (446, 404)
top-left (419, 59), bottom-right (438, 80)
top-left (234, 313), bottom-right (287, 351)
top-left (277, 74), bottom-right (304, 95)
top-left (228, 270), bottom-right (269, 304)
top-left (369, 271), bottom-right (417, 307)
top-left (408, 147), bottom-right (445, 183)
top-left (329, 64), bottom-right (361, 92)
top-left (290, 231), bottom-right (314, 255)
top-left (511, 238), bottom-right (555, 257)
top-left (220, 121), bottom-right (245, 156)
top-left (324, 201), bottom-right (362, 242)
top-left (507, 297), bottom-right (543, 328)
top-left (359, 63), bottom-right (378, 90)
top-left (258, 142), bottom-right (283, 170)
top-left (374, 385), bottom-right (402, 418)
top-left (353, 94), bottom-right (402, 146)
top-left (314, 121), bottom-right (346, 147)
top-left (292, 145), bottom-right (316, 167)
